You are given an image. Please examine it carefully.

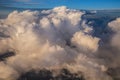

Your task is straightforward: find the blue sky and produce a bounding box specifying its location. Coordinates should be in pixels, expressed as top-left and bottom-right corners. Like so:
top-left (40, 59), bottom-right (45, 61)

top-left (0, 0), bottom-right (120, 9)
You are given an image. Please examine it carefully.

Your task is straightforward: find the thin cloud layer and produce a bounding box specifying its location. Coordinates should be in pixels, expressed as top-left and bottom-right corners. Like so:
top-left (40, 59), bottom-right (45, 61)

top-left (14, 0), bottom-right (30, 2)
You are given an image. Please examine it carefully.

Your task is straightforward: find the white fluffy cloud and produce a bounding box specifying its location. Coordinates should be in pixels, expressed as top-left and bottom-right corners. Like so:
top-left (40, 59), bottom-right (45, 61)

top-left (71, 31), bottom-right (100, 52)
top-left (108, 18), bottom-right (120, 49)
top-left (0, 6), bottom-right (113, 80)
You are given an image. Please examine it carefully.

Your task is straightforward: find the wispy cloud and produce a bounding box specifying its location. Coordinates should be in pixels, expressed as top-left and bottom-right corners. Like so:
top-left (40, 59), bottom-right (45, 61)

top-left (0, 2), bottom-right (44, 8)
top-left (14, 0), bottom-right (31, 2)
top-left (0, 3), bottom-right (42, 5)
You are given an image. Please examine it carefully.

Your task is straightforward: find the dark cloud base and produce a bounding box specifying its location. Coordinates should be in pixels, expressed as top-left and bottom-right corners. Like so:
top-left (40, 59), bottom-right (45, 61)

top-left (17, 69), bottom-right (85, 80)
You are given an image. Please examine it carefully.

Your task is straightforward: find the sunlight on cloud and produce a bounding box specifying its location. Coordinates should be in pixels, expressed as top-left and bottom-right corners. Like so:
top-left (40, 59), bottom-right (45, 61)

top-left (0, 6), bottom-right (120, 80)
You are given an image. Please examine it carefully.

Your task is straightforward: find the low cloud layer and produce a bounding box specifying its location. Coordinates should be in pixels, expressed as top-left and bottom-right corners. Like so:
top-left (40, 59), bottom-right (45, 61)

top-left (0, 6), bottom-right (120, 80)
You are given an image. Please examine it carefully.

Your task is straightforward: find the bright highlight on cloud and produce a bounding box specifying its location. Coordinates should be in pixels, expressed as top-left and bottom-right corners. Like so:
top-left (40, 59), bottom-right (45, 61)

top-left (0, 6), bottom-right (120, 80)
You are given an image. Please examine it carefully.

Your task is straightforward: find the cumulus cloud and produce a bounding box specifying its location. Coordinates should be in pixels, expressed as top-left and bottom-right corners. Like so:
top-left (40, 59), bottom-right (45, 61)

top-left (71, 31), bottom-right (100, 52)
top-left (108, 18), bottom-right (120, 49)
top-left (0, 6), bottom-right (115, 80)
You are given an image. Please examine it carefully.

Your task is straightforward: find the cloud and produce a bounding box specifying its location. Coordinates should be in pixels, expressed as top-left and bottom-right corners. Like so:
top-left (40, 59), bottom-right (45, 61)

top-left (108, 18), bottom-right (120, 49)
top-left (0, 62), bottom-right (19, 80)
top-left (0, 6), bottom-right (116, 80)
top-left (14, 0), bottom-right (31, 2)
top-left (71, 31), bottom-right (100, 53)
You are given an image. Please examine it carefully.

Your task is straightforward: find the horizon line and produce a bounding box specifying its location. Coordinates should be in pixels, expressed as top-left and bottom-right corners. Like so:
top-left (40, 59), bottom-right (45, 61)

top-left (0, 5), bottom-right (120, 11)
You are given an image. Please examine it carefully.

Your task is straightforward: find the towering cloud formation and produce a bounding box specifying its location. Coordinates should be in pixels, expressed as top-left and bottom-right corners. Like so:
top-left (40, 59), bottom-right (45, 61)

top-left (0, 6), bottom-right (114, 80)
top-left (108, 18), bottom-right (120, 49)
top-left (108, 18), bottom-right (120, 69)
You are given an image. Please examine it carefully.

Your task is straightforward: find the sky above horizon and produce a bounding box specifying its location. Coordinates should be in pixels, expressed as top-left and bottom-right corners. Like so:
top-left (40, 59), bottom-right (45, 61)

top-left (0, 0), bottom-right (120, 9)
